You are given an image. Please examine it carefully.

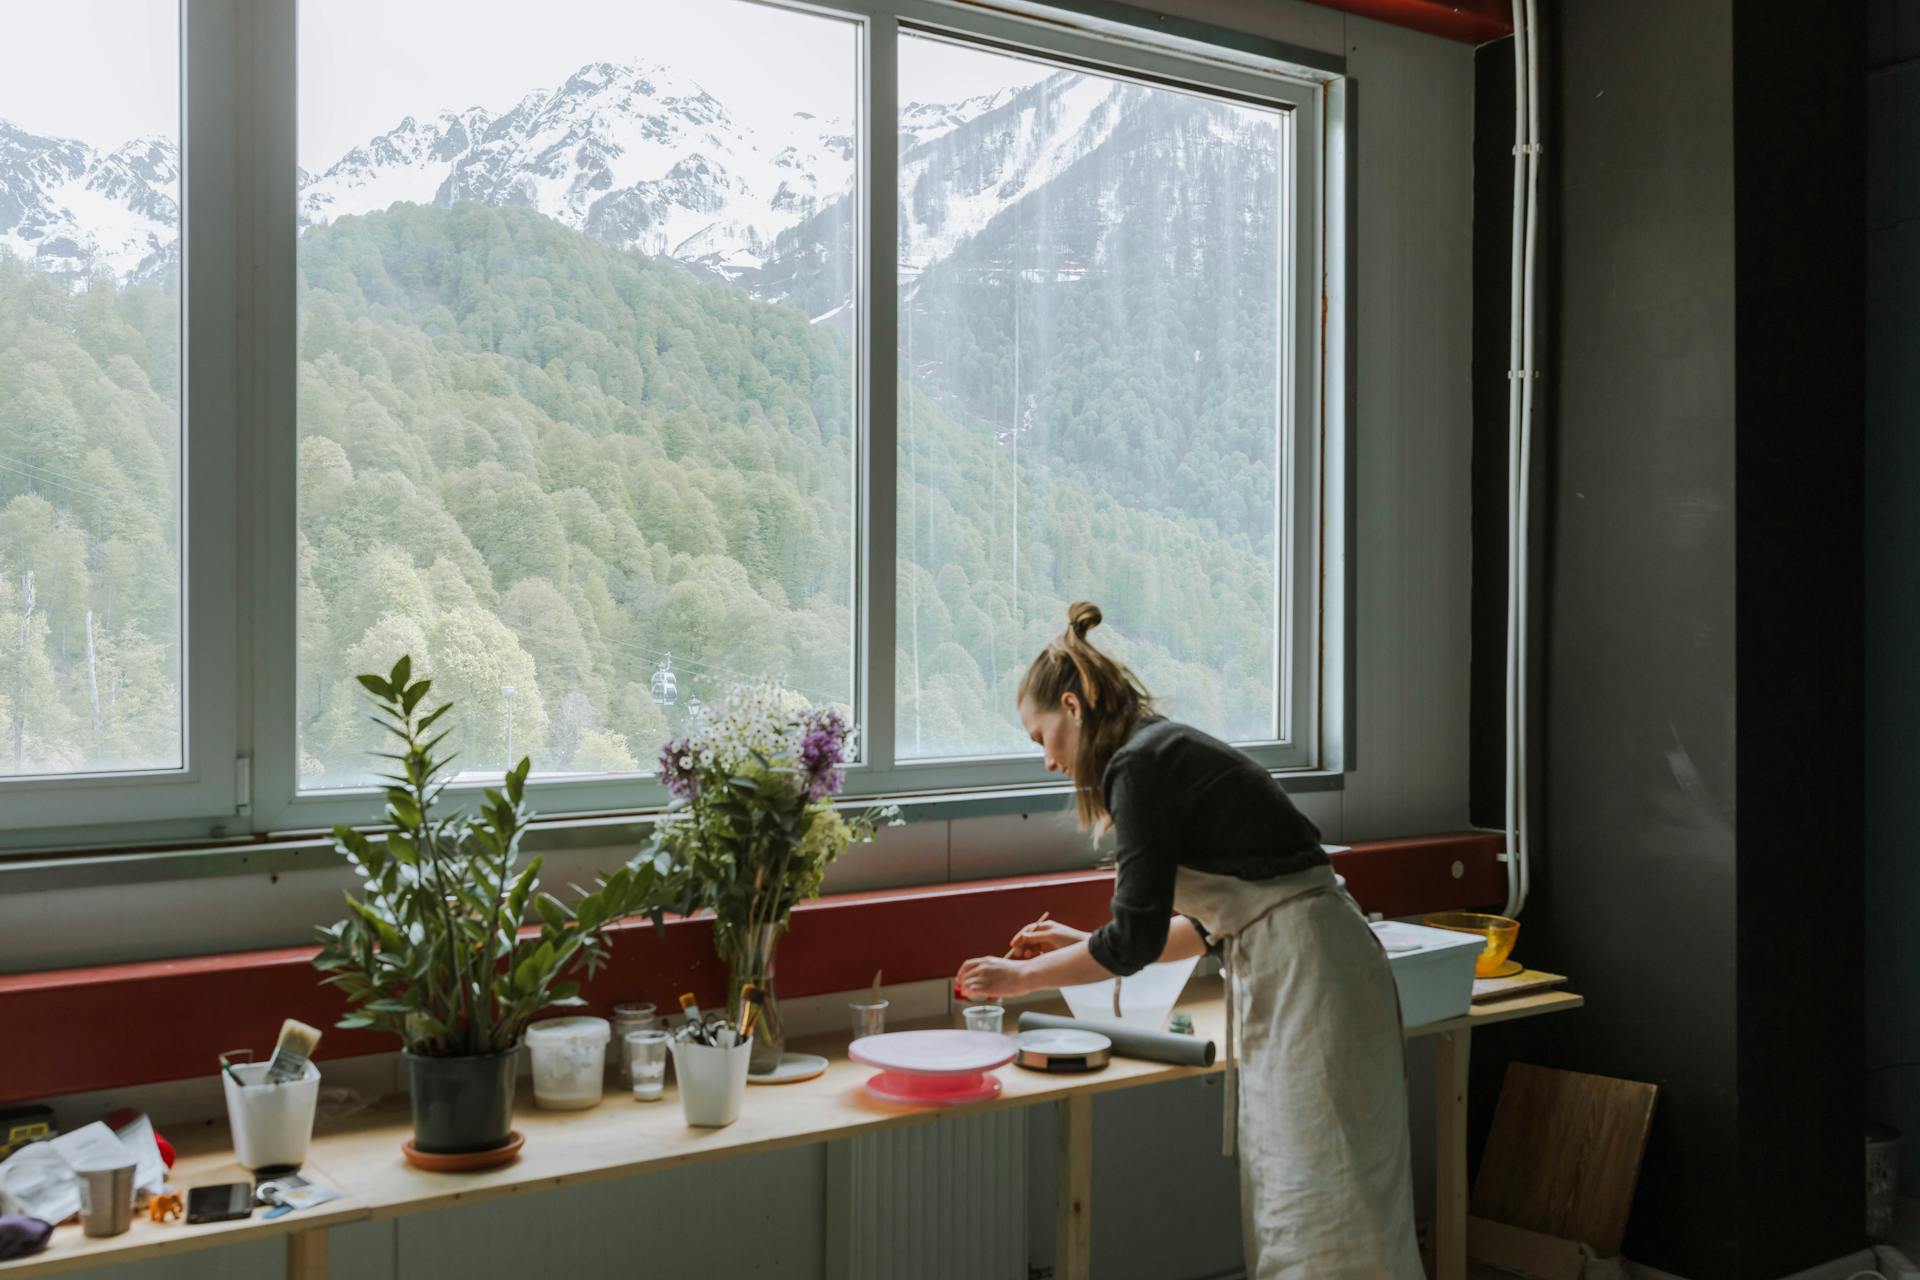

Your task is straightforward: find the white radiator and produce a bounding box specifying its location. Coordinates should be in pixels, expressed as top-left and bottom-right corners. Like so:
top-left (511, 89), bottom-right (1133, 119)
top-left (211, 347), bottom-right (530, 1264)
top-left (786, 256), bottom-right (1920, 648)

top-left (826, 1108), bottom-right (1030, 1280)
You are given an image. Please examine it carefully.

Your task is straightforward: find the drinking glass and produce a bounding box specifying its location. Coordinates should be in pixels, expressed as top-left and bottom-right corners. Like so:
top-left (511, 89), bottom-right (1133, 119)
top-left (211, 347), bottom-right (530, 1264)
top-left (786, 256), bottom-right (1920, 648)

top-left (848, 1000), bottom-right (889, 1040)
top-left (624, 1030), bottom-right (671, 1101)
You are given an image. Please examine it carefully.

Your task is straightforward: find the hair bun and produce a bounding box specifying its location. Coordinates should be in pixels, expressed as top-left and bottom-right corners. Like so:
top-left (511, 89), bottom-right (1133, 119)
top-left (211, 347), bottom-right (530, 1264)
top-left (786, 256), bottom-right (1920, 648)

top-left (1065, 600), bottom-right (1103, 639)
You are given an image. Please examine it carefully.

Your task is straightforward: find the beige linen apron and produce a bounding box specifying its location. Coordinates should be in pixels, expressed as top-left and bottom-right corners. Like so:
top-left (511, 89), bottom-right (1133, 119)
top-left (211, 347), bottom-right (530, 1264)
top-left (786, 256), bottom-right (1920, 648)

top-left (1174, 862), bottom-right (1423, 1279)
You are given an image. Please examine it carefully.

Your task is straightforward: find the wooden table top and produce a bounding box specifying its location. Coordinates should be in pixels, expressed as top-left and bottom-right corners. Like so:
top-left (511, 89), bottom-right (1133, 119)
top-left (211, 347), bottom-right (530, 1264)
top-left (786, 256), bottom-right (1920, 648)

top-left (0, 982), bottom-right (1582, 1275)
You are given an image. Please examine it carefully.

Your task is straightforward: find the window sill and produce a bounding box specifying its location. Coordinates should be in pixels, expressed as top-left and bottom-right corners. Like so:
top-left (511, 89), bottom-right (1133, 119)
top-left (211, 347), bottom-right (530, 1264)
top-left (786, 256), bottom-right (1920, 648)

top-left (0, 770), bottom-right (1347, 893)
top-left (0, 832), bottom-right (1502, 1103)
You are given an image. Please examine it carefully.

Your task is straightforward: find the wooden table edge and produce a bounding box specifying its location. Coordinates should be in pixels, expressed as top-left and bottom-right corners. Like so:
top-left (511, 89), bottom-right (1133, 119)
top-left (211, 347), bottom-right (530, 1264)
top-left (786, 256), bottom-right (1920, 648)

top-left (0, 986), bottom-right (1584, 1274)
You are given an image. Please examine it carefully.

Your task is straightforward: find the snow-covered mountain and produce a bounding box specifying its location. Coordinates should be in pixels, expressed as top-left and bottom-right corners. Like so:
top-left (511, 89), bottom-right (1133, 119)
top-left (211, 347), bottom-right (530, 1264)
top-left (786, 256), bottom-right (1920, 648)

top-left (0, 120), bottom-right (177, 283)
top-left (1, 59), bottom-right (1276, 312)
top-left (301, 62), bottom-right (854, 281)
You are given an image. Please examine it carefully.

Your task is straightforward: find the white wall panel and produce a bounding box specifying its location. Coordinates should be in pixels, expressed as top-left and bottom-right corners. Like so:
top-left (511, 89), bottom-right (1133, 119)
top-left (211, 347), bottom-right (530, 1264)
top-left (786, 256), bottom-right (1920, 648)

top-left (1336, 13), bottom-right (1477, 841)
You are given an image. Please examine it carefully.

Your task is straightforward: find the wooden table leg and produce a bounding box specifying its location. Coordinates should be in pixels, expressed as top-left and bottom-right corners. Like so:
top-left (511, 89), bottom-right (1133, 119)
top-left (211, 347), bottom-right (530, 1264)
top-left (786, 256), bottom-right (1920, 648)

top-left (1054, 1094), bottom-right (1093, 1280)
top-left (287, 1227), bottom-right (329, 1280)
top-left (1433, 1028), bottom-right (1471, 1280)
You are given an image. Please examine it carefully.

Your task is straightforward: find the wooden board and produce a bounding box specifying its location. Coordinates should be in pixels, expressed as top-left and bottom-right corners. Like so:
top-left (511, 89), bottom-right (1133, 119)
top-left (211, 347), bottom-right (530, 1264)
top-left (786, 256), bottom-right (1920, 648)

top-left (1473, 968), bottom-right (1568, 1003)
top-left (1465, 1215), bottom-right (1585, 1280)
top-left (1469, 1063), bottom-right (1657, 1257)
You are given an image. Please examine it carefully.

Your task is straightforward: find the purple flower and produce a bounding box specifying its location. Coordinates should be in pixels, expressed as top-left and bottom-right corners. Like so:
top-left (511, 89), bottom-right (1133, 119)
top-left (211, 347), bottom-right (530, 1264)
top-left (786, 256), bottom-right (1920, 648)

top-left (658, 738), bottom-right (701, 800)
top-left (797, 709), bottom-right (849, 801)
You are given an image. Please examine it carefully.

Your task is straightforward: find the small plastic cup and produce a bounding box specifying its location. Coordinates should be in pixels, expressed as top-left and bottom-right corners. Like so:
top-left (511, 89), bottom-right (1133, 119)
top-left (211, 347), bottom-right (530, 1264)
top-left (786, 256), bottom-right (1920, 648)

top-left (849, 1000), bottom-right (888, 1040)
top-left (624, 1030), bottom-right (670, 1101)
top-left (962, 1005), bottom-right (1005, 1035)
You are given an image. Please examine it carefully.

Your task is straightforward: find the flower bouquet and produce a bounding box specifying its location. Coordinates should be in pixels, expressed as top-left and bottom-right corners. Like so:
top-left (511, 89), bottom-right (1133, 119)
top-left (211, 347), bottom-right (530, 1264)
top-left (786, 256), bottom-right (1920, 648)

top-left (650, 681), bottom-right (897, 1072)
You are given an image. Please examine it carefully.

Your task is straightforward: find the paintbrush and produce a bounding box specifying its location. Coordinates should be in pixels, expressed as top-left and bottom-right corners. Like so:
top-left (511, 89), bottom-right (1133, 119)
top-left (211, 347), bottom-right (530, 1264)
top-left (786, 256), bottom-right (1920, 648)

top-left (989, 911), bottom-right (1050, 1006)
top-left (954, 912), bottom-right (1054, 1002)
top-left (870, 969), bottom-right (882, 1007)
top-left (1005, 911), bottom-right (1051, 960)
top-left (737, 984), bottom-right (765, 1043)
top-left (679, 992), bottom-right (713, 1045)
top-left (262, 1019), bottom-right (322, 1085)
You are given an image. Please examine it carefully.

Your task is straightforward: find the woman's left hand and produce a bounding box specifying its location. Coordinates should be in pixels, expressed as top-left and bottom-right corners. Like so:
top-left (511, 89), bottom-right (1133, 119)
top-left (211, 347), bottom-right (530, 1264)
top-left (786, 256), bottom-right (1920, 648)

top-left (955, 956), bottom-right (1030, 1000)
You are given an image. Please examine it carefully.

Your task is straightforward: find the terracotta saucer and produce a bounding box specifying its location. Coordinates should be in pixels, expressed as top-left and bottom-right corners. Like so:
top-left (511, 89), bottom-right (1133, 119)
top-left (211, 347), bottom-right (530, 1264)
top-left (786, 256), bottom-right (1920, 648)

top-left (401, 1130), bottom-right (524, 1173)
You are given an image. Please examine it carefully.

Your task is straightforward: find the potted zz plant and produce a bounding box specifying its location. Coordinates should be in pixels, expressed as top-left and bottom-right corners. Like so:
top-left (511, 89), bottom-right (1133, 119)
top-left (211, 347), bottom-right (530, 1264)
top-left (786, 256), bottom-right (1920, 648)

top-left (650, 681), bottom-right (897, 1074)
top-left (315, 657), bottom-right (667, 1158)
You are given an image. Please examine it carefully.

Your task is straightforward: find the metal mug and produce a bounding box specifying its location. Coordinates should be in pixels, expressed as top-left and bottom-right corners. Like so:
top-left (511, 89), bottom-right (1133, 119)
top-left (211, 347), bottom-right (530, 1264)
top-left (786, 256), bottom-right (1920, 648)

top-left (75, 1160), bottom-right (135, 1237)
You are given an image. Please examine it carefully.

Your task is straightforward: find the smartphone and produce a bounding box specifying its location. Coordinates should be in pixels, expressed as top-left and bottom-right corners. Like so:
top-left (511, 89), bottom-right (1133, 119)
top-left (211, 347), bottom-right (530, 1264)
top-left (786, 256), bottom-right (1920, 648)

top-left (186, 1182), bottom-right (255, 1225)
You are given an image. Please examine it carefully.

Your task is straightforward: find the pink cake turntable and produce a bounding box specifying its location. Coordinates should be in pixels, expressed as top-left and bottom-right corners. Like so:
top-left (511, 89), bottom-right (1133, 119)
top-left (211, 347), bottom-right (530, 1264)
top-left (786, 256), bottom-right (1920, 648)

top-left (848, 1030), bottom-right (1017, 1105)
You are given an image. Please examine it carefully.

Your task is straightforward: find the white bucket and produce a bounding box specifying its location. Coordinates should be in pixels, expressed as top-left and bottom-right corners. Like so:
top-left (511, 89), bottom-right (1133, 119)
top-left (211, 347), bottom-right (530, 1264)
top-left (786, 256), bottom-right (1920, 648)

top-left (526, 1016), bottom-right (612, 1111)
top-left (222, 1061), bottom-right (320, 1170)
top-left (670, 1037), bottom-right (752, 1127)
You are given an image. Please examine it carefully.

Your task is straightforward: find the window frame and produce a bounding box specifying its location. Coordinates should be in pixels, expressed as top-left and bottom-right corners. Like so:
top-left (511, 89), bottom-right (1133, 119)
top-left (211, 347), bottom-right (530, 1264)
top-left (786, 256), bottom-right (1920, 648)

top-left (0, 0), bottom-right (241, 844)
top-left (0, 0), bottom-right (1343, 850)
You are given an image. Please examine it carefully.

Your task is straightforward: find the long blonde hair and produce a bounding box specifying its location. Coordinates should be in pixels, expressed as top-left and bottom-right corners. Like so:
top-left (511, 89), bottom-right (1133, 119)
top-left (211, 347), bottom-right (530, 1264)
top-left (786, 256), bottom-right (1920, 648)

top-left (1018, 602), bottom-right (1156, 831)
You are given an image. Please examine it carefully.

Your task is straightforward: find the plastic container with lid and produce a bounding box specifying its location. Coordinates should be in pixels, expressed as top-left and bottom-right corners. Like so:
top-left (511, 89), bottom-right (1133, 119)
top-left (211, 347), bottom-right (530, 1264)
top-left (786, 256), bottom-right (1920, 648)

top-left (1369, 921), bottom-right (1485, 1027)
top-left (525, 1016), bottom-right (611, 1110)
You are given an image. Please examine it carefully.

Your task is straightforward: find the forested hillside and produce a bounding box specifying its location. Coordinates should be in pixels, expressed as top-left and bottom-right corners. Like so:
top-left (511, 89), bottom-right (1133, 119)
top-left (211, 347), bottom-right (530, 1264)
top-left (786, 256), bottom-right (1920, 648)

top-left (0, 256), bottom-right (181, 775)
top-left (1, 201), bottom-right (1275, 784)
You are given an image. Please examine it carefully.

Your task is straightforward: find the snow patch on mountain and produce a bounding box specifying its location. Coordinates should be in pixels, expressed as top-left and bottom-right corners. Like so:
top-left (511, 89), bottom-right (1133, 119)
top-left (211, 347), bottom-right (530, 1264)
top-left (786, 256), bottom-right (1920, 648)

top-left (897, 72), bottom-right (1123, 280)
top-left (0, 119), bottom-right (177, 283)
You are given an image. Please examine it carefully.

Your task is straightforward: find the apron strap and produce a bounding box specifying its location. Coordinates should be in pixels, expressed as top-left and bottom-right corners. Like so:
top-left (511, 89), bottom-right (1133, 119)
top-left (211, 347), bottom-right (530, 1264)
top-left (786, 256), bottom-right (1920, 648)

top-left (1221, 936), bottom-right (1238, 1159)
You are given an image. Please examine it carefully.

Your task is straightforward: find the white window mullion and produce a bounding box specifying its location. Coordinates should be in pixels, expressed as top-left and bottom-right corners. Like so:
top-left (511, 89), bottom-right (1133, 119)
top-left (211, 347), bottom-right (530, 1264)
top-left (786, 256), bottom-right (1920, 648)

top-left (241, 0), bottom-right (302, 834)
top-left (858, 13), bottom-right (901, 783)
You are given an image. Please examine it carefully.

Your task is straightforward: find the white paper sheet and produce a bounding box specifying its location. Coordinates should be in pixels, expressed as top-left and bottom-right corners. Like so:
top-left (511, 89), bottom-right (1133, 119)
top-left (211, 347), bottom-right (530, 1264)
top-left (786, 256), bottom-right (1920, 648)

top-left (0, 1118), bottom-right (164, 1223)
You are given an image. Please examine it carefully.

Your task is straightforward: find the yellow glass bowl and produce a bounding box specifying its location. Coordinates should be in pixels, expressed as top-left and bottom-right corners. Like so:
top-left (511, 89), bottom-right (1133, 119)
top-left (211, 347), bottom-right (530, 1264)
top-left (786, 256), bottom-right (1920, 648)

top-left (1422, 911), bottom-right (1520, 977)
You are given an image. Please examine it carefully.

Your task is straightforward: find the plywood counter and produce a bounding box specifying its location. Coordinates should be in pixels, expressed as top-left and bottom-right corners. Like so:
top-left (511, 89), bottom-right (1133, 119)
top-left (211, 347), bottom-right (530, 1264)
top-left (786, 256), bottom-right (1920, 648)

top-left (0, 982), bottom-right (1581, 1280)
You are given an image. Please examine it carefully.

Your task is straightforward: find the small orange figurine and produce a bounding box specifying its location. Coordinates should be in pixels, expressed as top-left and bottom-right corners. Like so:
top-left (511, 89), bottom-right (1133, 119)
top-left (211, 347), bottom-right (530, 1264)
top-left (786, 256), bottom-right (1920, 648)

top-left (148, 1188), bottom-right (184, 1224)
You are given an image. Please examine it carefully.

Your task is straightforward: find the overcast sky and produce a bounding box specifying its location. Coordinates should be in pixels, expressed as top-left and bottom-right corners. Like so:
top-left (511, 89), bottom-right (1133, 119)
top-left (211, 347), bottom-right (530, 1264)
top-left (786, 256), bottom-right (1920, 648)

top-left (0, 1), bottom-right (177, 146)
top-left (0, 1), bottom-right (1053, 162)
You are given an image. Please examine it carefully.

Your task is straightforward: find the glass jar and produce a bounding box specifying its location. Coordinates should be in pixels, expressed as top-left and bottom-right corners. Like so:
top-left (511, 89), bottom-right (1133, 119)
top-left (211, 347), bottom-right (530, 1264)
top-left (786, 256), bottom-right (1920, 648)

top-left (610, 1002), bottom-right (659, 1087)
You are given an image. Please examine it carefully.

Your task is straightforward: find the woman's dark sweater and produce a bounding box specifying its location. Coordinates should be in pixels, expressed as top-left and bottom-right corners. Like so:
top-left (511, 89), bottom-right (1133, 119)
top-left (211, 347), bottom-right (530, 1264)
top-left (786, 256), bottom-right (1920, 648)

top-left (1086, 718), bottom-right (1328, 976)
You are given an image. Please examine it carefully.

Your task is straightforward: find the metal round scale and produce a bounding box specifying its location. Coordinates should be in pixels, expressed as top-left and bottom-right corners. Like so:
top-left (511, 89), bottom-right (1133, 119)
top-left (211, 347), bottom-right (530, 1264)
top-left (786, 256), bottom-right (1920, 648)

top-left (1014, 1028), bottom-right (1113, 1073)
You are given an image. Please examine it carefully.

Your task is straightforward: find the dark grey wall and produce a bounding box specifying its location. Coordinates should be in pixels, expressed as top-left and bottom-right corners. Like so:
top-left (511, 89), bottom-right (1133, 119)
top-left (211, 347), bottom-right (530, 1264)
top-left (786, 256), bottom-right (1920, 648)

top-left (1730, 0), bottom-right (1866, 1267)
top-left (1483, 2), bottom-right (1745, 1271)
top-left (1470, 1), bottom-right (1866, 1275)
top-left (1866, 0), bottom-right (1920, 1196)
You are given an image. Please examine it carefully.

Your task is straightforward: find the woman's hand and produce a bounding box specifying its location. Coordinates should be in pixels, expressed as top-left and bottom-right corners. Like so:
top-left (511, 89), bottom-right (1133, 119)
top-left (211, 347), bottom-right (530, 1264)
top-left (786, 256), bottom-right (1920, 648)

top-left (955, 956), bottom-right (1033, 1001)
top-left (1007, 919), bottom-right (1089, 960)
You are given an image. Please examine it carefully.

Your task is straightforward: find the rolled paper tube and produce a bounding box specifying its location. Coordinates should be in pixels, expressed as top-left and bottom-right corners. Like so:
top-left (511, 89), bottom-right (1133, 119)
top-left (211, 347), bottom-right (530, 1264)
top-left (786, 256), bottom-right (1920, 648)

top-left (1017, 1012), bottom-right (1216, 1068)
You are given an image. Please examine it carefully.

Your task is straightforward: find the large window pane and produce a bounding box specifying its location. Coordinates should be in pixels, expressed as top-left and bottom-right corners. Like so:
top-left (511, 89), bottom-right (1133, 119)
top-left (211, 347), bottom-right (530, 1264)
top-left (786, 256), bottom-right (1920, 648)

top-left (0, 1), bottom-right (183, 778)
top-left (296, 0), bottom-right (859, 789)
top-left (896, 36), bottom-right (1286, 760)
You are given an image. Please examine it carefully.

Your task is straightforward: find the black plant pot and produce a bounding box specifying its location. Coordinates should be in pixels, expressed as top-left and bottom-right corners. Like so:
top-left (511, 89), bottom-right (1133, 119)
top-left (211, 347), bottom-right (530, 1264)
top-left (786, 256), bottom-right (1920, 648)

top-left (404, 1046), bottom-right (519, 1154)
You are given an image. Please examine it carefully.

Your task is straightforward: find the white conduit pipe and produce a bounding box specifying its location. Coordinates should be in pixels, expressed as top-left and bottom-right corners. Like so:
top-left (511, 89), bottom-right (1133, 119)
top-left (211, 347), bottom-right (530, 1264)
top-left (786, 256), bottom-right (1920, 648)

top-left (1502, 0), bottom-right (1528, 915)
top-left (1503, 0), bottom-right (1542, 917)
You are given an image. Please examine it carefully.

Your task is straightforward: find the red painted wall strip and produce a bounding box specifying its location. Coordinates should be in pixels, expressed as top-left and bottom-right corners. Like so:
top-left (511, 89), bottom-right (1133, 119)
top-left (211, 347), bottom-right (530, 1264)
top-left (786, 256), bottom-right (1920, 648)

top-left (1305, 0), bottom-right (1512, 44)
top-left (0, 833), bottom-right (1506, 1103)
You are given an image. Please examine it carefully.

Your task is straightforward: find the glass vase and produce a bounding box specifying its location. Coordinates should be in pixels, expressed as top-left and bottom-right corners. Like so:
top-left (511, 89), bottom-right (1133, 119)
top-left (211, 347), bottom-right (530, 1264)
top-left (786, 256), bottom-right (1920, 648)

top-left (724, 922), bottom-right (786, 1074)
